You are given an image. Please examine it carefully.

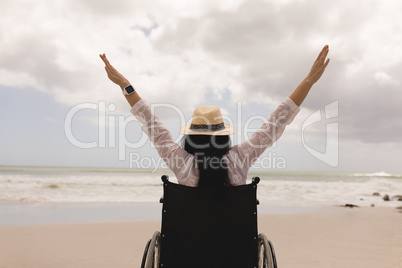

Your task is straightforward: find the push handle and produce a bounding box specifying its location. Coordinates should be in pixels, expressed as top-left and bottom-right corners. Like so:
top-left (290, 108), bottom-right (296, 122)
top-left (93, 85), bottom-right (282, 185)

top-left (160, 175), bottom-right (169, 203)
top-left (161, 175), bottom-right (169, 183)
top-left (252, 176), bottom-right (260, 185)
top-left (252, 177), bottom-right (260, 205)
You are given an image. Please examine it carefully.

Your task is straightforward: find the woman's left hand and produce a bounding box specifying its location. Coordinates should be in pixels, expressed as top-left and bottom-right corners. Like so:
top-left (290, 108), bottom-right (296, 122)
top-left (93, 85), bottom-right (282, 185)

top-left (99, 53), bottom-right (130, 88)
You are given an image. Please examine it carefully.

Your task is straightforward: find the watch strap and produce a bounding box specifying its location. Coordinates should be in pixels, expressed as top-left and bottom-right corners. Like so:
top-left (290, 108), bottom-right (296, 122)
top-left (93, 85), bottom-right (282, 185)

top-left (123, 85), bottom-right (135, 96)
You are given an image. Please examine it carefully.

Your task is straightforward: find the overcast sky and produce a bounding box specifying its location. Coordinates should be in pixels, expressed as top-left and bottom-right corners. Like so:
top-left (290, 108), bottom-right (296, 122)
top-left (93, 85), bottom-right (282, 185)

top-left (1, 0), bottom-right (401, 174)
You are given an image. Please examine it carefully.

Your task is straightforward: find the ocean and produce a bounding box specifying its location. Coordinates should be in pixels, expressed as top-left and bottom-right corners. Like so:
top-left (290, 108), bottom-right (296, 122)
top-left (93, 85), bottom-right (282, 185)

top-left (1, 166), bottom-right (401, 207)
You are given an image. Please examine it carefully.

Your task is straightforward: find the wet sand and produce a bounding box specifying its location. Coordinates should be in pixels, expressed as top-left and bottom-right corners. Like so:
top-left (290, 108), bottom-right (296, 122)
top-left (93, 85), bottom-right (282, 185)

top-left (0, 207), bottom-right (401, 268)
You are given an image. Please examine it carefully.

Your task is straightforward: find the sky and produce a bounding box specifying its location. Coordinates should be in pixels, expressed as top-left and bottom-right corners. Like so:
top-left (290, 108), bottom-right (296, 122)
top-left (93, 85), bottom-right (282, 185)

top-left (1, 0), bottom-right (401, 173)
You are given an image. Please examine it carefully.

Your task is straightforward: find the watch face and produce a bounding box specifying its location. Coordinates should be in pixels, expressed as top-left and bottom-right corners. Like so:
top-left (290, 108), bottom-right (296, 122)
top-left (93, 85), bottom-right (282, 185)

top-left (125, 85), bottom-right (135, 94)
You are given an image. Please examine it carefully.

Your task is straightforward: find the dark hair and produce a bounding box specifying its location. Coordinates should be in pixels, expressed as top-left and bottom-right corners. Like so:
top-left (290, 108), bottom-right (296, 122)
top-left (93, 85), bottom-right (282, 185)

top-left (181, 135), bottom-right (232, 187)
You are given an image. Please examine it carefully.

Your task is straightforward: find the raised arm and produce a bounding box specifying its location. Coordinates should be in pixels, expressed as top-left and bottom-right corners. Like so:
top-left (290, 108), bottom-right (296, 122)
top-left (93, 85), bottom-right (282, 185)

top-left (99, 53), bottom-right (142, 107)
top-left (234, 45), bottom-right (330, 171)
top-left (234, 97), bottom-right (300, 171)
top-left (99, 53), bottom-right (191, 175)
top-left (289, 45), bottom-right (330, 106)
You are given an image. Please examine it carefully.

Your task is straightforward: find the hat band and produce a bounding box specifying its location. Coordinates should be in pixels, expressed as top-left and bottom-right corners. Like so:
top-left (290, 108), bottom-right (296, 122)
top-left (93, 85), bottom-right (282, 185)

top-left (189, 122), bottom-right (225, 132)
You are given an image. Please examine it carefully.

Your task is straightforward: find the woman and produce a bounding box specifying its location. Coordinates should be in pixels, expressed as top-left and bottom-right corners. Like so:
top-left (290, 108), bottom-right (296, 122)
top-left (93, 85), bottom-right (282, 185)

top-left (100, 45), bottom-right (330, 187)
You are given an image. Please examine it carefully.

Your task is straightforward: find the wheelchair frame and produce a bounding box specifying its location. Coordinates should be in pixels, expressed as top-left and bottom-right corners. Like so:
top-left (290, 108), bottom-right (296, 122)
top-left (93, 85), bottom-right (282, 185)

top-left (141, 175), bottom-right (277, 268)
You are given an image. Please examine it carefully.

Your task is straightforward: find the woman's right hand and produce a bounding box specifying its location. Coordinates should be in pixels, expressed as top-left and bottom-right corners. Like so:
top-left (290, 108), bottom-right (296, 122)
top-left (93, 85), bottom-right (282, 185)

top-left (305, 45), bottom-right (330, 84)
top-left (99, 53), bottom-right (130, 88)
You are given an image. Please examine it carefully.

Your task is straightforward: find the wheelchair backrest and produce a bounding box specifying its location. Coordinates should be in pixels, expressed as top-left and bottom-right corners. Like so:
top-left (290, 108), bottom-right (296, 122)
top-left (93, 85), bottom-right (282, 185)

top-left (158, 175), bottom-right (260, 268)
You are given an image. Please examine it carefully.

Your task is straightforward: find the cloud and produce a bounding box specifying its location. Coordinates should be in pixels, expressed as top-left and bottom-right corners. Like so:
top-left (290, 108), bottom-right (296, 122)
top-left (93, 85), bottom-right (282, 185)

top-left (1, 0), bottom-right (402, 145)
top-left (151, 0), bottom-right (402, 143)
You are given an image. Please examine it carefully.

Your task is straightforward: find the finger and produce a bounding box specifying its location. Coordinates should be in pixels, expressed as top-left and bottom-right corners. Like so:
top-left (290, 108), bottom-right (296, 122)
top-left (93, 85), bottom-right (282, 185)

top-left (322, 46), bottom-right (329, 58)
top-left (104, 58), bottom-right (111, 67)
top-left (108, 66), bottom-right (120, 77)
top-left (316, 46), bottom-right (326, 60)
top-left (318, 50), bottom-right (329, 65)
top-left (101, 54), bottom-right (112, 66)
top-left (319, 58), bottom-right (330, 72)
top-left (105, 66), bottom-right (112, 74)
top-left (100, 54), bottom-right (108, 65)
top-left (317, 45), bottom-right (329, 61)
top-left (105, 64), bottom-right (115, 73)
top-left (110, 65), bottom-right (119, 73)
top-left (324, 58), bottom-right (330, 68)
top-left (105, 65), bottom-right (114, 75)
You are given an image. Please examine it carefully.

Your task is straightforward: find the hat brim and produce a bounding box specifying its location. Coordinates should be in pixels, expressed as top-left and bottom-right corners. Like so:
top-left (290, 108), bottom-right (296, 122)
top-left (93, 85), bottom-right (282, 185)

top-left (179, 123), bottom-right (237, 135)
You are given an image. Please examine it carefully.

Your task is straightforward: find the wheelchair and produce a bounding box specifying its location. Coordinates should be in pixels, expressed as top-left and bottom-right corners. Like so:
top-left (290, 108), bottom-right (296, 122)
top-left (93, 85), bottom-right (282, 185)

top-left (141, 175), bottom-right (278, 268)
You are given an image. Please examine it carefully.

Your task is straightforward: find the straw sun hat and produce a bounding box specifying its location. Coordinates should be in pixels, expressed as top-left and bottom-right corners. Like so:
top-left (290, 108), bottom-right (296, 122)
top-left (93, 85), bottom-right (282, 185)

top-left (179, 105), bottom-right (237, 135)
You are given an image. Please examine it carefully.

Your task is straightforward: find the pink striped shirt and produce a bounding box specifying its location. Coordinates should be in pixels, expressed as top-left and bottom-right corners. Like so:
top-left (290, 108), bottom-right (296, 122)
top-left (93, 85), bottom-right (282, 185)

top-left (130, 97), bottom-right (300, 186)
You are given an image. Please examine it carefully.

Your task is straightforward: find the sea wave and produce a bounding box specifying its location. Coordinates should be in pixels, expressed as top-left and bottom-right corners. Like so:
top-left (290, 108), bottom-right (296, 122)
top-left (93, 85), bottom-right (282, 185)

top-left (1, 168), bottom-right (401, 207)
top-left (351, 171), bottom-right (402, 178)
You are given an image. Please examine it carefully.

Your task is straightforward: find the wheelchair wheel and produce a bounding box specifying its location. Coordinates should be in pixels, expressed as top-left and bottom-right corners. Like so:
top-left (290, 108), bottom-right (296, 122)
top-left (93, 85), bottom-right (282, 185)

top-left (141, 239), bottom-right (151, 268)
top-left (141, 231), bottom-right (161, 268)
top-left (258, 233), bottom-right (277, 268)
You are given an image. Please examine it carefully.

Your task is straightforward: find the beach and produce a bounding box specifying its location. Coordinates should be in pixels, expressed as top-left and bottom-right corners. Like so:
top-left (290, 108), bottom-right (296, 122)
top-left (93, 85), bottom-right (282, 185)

top-left (1, 167), bottom-right (402, 267)
top-left (1, 207), bottom-right (401, 268)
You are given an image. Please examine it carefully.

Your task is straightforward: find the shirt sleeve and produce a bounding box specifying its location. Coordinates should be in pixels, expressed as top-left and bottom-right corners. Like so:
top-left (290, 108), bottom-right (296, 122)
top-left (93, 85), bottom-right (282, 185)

top-left (130, 99), bottom-right (190, 174)
top-left (234, 97), bottom-right (300, 171)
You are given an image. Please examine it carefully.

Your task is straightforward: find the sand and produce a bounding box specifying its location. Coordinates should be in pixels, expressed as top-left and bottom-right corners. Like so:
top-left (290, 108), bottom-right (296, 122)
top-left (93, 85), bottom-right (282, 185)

top-left (0, 207), bottom-right (401, 268)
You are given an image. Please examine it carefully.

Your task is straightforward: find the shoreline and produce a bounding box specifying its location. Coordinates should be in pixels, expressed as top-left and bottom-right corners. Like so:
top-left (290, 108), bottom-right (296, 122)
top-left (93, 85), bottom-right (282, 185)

top-left (0, 207), bottom-right (400, 268)
top-left (1, 200), bottom-right (401, 227)
top-left (2, 167), bottom-right (401, 208)
top-left (0, 201), bottom-right (347, 226)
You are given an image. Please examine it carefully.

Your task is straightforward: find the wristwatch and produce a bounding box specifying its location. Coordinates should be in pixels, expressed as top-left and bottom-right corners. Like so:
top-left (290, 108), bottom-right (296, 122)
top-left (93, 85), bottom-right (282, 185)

top-left (122, 85), bottom-right (135, 96)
